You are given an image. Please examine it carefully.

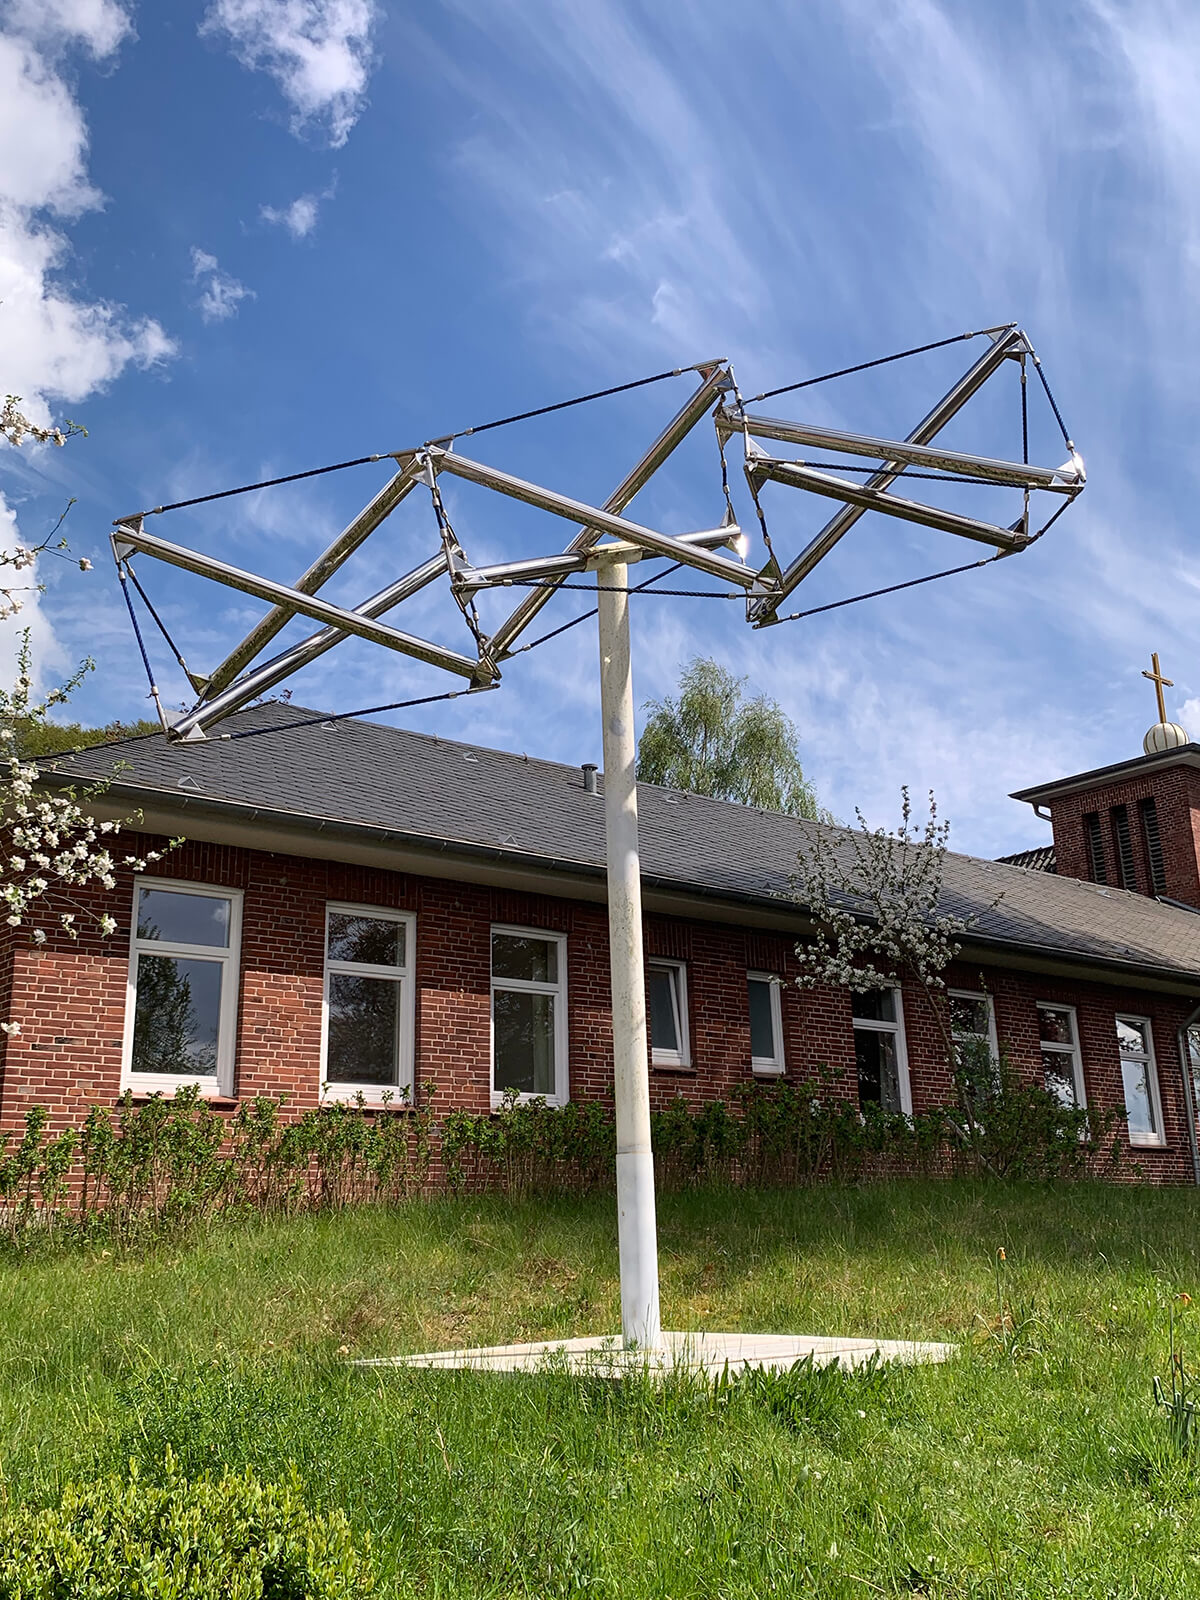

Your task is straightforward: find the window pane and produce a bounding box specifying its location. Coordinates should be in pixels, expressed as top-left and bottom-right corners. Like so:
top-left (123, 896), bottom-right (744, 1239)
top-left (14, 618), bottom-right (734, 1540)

top-left (326, 972), bottom-right (401, 1085)
top-left (648, 968), bottom-right (680, 1054)
top-left (851, 989), bottom-right (897, 1024)
top-left (1038, 1007), bottom-right (1074, 1047)
top-left (855, 1027), bottom-right (901, 1112)
top-left (1116, 1017), bottom-right (1149, 1057)
top-left (950, 994), bottom-right (989, 1037)
top-left (493, 989), bottom-right (555, 1095)
top-left (1189, 1025), bottom-right (1200, 1108)
top-left (492, 933), bottom-right (557, 985)
top-left (1042, 1050), bottom-right (1079, 1109)
top-left (137, 888), bottom-right (229, 948)
top-left (748, 979), bottom-right (777, 1061)
top-left (327, 911), bottom-right (405, 968)
top-left (132, 955), bottom-right (222, 1076)
top-left (1122, 1057), bottom-right (1158, 1138)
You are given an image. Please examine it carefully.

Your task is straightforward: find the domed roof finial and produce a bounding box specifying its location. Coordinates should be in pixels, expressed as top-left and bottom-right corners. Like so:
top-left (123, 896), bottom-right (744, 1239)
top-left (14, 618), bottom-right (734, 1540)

top-left (1142, 651), bottom-right (1190, 753)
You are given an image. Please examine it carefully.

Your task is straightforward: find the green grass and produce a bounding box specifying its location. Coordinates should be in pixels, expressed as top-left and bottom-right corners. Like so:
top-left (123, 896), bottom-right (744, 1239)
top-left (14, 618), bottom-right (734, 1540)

top-left (4, 1180), bottom-right (1200, 1596)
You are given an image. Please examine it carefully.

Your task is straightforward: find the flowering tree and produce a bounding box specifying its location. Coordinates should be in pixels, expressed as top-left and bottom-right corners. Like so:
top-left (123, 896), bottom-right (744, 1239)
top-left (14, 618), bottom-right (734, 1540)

top-left (790, 787), bottom-right (975, 1002)
top-left (0, 397), bottom-right (171, 1036)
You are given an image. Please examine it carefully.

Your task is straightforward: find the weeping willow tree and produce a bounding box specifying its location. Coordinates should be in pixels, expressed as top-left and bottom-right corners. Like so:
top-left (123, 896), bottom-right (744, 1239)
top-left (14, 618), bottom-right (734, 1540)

top-left (637, 657), bottom-right (821, 819)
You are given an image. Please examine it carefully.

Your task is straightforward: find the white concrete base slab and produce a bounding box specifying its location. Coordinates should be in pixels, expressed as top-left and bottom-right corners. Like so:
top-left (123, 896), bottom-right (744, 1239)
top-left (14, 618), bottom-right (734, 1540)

top-left (356, 1330), bottom-right (955, 1379)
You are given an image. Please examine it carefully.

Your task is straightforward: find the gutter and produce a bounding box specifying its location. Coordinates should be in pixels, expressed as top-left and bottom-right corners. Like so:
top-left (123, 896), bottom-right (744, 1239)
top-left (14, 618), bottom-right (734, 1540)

top-left (42, 772), bottom-right (1200, 996)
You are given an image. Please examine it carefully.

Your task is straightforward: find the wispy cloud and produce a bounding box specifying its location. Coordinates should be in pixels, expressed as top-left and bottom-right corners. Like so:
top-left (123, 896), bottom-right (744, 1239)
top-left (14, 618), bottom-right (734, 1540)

top-left (201, 0), bottom-right (381, 148)
top-left (260, 183), bottom-right (333, 238)
top-left (387, 0), bottom-right (1200, 851)
top-left (190, 247), bottom-right (254, 322)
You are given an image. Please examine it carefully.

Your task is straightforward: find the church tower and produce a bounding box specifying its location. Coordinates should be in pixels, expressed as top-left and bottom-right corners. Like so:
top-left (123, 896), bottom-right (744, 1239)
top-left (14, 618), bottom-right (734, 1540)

top-left (1009, 654), bottom-right (1200, 908)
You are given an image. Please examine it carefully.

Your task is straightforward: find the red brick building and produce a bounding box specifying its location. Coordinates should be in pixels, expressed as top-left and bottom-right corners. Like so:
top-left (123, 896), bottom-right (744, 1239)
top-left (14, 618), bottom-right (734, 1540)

top-left (5, 701), bottom-right (1200, 1183)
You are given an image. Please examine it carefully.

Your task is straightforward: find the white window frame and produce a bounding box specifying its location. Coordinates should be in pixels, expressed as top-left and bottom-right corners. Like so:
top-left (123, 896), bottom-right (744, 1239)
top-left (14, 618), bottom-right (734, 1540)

top-left (122, 876), bottom-right (242, 1099)
top-left (321, 903), bottom-right (416, 1105)
top-left (490, 925), bottom-right (569, 1107)
top-left (949, 989), bottom-right (999, 1061)
top-left (1036, 1001), bottom-right (1087, 1111)
top-left (1116, 1013), bottom-right (1166, 1148)
top-left (648, 957), bottom-right (691, 1069)
top-left (851, 985), bottom-right (912, 1115)
top-left (747, 971), bottom-right (786, 1075)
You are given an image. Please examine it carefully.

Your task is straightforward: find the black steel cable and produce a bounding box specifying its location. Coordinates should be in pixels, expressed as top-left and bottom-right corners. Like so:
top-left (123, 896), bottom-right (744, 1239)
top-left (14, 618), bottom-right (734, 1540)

top-left (218, 684), bottom-right (500, 742)
top-left (741, 328), bottom-right (1001, 406)
top-left (133, 455), bottom-right (385, 518)
top-left (124, 562), bottom-right (192, 677)
top-left (116, 564), bottom-right (167, 727)
top-left (433, 363), bottom-right (718, 444)
top-left (1030, 355), bottom-right (1074, 451)
top-left (509, 560), bottom-right (688, 655)
top-left (506, 579), bottom-right (740, 597)
top-left (773, 554), bottom-right (1004, 625)
top-left (125, 363), bottom-right (717, 522)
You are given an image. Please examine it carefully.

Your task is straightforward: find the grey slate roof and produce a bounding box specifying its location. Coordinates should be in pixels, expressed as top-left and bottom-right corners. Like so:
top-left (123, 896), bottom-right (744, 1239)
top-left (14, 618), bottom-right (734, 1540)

top-left (43, 701), bottom-right (1200, 988)
top-left (995, 845), bottom-right (1056, 873)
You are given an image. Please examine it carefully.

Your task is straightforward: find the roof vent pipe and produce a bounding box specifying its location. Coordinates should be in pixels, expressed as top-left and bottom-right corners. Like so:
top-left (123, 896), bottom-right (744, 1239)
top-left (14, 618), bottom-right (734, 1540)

top-left (582, 763), bottom-right (598, 795)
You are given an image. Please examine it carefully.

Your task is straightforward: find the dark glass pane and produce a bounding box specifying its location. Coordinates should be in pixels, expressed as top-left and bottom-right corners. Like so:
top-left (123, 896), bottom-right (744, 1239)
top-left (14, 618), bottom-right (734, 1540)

top-left (137, 888), bottom-right (229, 947)
top-left (748, 979), bottom-right (777, 1061)
top-left (1038, 1007), bottom-right (1073, 1046)
top-left (851, 989), bottom-right (896, 1024)
top-left (1122, 1058), bottom-right (1157, 1137)
top-left (327, 911), bottom-right (404, 968)
top-left (648, 968), bottom-right (680, 1054)
top-left (950, 994), bottom-right (989, 1038)
top-left (492, 934), bottom-right (556, 984)
top-left (493, 989), bottom-right (555, 1094)
top-left (855, 1027), bottom-right (901, 1112)
top-left (1116, 1017), bottom-right (1149, 1056)
top-left (132, 955), bottom-right (222, 1076)
top-left (326, 973), bottom-right (400, 1085)
top-left (1042, 1050), bottom-right (1078, 1109)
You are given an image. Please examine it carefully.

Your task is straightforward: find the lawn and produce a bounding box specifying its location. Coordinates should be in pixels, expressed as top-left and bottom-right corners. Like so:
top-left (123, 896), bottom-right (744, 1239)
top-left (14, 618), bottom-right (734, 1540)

top-left (3, 1179), bottom-right (1200, 1596)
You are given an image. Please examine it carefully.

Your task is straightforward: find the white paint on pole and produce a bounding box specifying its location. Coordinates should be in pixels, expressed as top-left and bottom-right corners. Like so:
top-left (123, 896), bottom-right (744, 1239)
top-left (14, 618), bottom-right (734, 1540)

top-left (596, 555), bottom-right (662, 1351)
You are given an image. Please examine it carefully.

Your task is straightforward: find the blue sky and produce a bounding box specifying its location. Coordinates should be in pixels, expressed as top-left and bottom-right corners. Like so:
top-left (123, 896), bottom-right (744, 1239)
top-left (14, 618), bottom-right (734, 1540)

top-left (1, 0), bottom-right (1198, 858)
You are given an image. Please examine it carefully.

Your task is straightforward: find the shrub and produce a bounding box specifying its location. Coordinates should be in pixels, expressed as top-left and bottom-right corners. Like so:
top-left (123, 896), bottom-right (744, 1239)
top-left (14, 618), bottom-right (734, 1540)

top-left (0, 1453), bottom-right (373, 1598)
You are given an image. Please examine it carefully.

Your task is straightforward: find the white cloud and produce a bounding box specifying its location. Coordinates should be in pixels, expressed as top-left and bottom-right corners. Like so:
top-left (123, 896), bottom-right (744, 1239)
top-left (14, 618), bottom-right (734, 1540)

top-left (260, 188), bottom-right (324, 237)
top-left (190, 246), bottom-right (254, 322)
top-left (0, 6), bottom-right (173, 686)
top-left (201, 0), bottom-right (380, 148)
top-left (2, 0), bottom-right (132, 60)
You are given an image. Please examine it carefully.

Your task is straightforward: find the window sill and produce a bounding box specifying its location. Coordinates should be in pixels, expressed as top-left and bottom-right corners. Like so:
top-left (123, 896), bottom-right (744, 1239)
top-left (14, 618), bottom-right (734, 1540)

top-left (122, 1088), bottom-right (238, 1108)
top-left (489, 1093), bottom-right (568, 1109)
top-left (751, 1062), bottom-right (786, 1077)
top-left (651, 1061), bottom-right (695, 1077)
top-left (1128, 1136), bottom-right (1168, 1150)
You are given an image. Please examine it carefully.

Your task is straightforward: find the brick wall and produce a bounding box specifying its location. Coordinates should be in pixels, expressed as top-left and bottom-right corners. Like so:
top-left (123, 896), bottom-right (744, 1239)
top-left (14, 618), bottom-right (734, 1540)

top-left (1049, 764), bottom-right (1200, 906)
top-left (0, 832), bottom-right (1195, 1183)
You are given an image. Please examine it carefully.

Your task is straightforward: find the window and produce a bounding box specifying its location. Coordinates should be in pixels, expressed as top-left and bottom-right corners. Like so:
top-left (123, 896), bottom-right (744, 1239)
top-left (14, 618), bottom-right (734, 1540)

top-left (322, 904), bottom-right (415, 1102)
top-left (648, 959), bottom-right (690, 1068)
top-left (1110, 806), bottom-right (1138, 892)
top-left (1140, 799), bottom-right (1167, 895)
top-left (123, 878), bottom-right (241, 1097)
top-left (490, 927), bottom-right (568, 1103)
top-left (1037, 1002), bottom-right (1086, 1110)
top-left (851, 988), bottom-right (911, 1113)
top-left (1189, 1025), bottom-right (1200, 1121)
top-left (1116, 1014), bottom-right (1164, 1146)
top-left (1084, 812), bottom-right (1108, 884)
top-left (747, 972), bottom-right (785, 1074)
top-left (949, 989), bottom-right (999, 1095)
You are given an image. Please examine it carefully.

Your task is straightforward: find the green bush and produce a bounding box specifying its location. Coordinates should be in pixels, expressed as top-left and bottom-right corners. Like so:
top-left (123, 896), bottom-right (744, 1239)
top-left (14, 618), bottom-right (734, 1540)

top-left (0, 1453), bottom-right (373, 1599)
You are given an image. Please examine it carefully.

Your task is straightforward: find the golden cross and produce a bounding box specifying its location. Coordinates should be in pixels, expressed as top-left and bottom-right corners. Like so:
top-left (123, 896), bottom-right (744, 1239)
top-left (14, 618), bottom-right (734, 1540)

top-left (1143, 651), bottom-right (1174, 724)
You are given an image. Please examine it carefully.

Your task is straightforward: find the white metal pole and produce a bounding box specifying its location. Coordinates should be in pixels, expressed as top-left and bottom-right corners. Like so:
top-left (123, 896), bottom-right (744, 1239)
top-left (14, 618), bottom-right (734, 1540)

top-left (596, 555), bottom-right (663, 1351)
